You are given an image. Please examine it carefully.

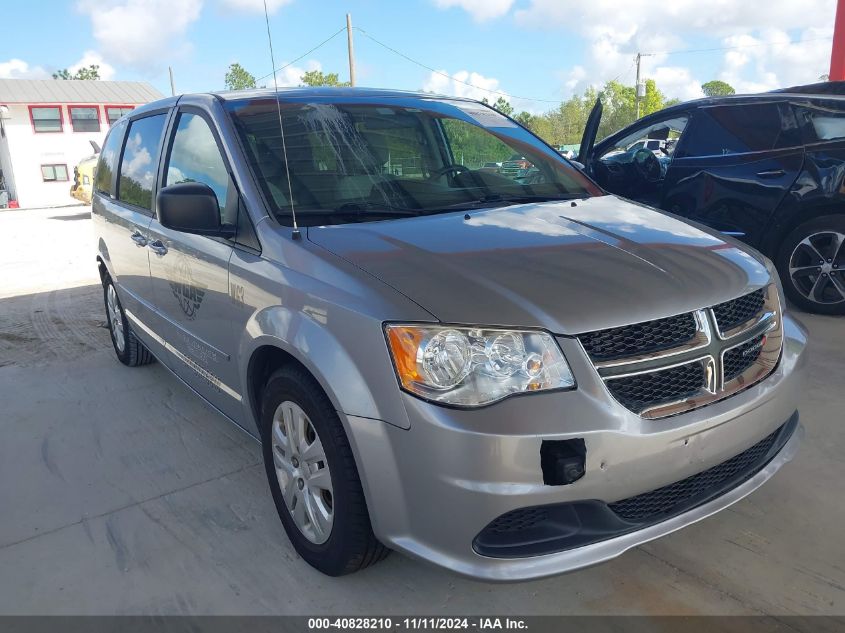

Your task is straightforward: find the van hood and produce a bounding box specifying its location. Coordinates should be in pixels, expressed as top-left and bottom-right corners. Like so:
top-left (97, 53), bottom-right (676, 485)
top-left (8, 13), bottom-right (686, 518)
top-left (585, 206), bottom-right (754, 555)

top-left (306, 195), bottom-right (772, 335)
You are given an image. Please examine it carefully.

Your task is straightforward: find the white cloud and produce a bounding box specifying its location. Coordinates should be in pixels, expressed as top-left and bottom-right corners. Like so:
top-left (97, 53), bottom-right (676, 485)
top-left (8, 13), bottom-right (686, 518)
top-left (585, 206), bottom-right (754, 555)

top-left (274, 59), bottom-right (322, 87)
top-left (69, 50), bottom-right (116, 80)
top-left (218, 0), bottom-right (292, 12)
top-left (422, 69), bottom-right (504, 102)
top-left (649, 66), bottom-right (703, 101)
top-left (433, 0), bottom-right (515, 21)
top-left (0, 59), bottom-right (49, 79)
top-left (514, 0), bottom-right (833, 37)
top-left (501, 0), bottom-right (836, 100)
top-left (718, 27), bottom-right (833, 92)
top-left (77, 0), bottom-right (203, 71)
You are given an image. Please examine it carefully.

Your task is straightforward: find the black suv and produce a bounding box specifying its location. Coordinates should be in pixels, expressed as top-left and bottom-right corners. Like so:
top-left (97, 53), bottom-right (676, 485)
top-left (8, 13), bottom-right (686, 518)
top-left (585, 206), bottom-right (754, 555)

top-left (578, 81), bottom-right (845, 315)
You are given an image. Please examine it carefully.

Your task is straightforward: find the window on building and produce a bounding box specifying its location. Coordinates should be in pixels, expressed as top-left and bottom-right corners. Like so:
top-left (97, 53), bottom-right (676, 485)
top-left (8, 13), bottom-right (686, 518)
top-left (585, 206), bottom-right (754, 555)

top-left (30, 106), bottom-right (63, 133)
top-left (117, 114), bottom-right (167, 210)
top-left (165, 112), bottom-right (232, 222)
top-left (69, 106), bottom-right (101, 133)
top-left (41, 164), bottom-right (69, 182)
top-left (95, 119), bottom-right (126, 198)
top-left (106, 106), bottom-right (134, 125)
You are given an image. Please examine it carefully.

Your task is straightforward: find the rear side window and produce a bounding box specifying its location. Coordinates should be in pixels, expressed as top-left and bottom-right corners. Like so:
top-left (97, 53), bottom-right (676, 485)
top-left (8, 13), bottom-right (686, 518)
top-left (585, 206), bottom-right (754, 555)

top-left (117, 114), bottom-right (167, 211)
top-left (94, 119), bottom-right (127, 198)
top-left (678, 103), bottom-right (799, 158)
top-left (165, 112), bottom-right (232, 222)
top-left (799, 104), bottom-right (845, 142)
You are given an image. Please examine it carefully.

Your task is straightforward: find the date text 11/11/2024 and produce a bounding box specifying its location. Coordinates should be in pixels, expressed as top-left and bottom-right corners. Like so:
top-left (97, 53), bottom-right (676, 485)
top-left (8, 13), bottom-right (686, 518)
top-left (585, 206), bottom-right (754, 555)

top-left (307, 618), bottom-right (529, 630)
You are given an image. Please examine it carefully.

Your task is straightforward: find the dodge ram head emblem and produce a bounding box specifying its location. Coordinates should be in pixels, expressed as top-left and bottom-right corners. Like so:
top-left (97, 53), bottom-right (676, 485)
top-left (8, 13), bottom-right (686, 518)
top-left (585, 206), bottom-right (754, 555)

top-left (170, 256), bottom-right (206, 320)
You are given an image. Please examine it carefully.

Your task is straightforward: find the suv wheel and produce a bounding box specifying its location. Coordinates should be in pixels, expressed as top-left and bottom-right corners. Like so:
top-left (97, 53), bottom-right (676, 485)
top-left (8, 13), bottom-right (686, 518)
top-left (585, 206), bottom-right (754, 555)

top-left (777, 215), bottom-right (845, 315)
top-left (104, 279), bottom-right (154, 366)
top-left (260, 365), bottom-right (389, 575)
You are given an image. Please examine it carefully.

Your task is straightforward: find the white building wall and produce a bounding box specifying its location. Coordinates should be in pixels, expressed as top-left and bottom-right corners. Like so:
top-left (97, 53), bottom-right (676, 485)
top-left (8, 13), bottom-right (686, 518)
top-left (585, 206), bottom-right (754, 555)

top-left (3, 104), bottom-right (124, 208)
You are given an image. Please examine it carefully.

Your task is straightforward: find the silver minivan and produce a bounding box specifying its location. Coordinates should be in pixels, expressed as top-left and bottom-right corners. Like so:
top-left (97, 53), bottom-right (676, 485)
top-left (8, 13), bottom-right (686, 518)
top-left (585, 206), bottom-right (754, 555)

top-left (93, 88), bottom-right (806, 581)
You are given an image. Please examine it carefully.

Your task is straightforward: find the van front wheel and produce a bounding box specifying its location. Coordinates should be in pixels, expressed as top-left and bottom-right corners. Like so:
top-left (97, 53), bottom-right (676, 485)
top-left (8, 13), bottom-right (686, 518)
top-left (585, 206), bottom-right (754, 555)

top-left (260, 365), bottom-right (389, 575)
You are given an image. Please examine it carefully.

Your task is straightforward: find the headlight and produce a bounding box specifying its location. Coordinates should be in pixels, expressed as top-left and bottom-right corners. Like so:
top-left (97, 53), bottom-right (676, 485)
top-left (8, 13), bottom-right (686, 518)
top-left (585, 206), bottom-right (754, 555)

top-left (384, 324), bottom-right (575, 407)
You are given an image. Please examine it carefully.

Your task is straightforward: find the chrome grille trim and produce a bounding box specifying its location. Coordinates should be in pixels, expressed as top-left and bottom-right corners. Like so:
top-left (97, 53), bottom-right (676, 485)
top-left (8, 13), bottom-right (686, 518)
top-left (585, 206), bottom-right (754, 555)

top-left (578, 285), bottom-right (782, 419)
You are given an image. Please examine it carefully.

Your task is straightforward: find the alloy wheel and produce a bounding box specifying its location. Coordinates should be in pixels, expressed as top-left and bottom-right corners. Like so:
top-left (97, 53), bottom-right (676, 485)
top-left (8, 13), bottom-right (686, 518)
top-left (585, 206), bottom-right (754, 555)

top-left (107, 284), bottom-right (126, 352)
top-left (788, 231), bottom-right (845, 305)
top-left (271, 400), bottom-right (334, 544)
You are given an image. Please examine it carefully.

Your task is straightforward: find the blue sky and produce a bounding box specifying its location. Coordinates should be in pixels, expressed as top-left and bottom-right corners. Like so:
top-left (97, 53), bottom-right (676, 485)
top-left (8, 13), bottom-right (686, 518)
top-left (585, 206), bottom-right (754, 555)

top-left (0, 0), bottom-right (836, 113)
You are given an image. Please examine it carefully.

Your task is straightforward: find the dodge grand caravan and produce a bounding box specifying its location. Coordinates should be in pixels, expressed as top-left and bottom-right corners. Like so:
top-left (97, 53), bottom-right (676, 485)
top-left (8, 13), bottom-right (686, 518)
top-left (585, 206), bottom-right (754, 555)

top-left (93, 88), bottom-right (806, 581)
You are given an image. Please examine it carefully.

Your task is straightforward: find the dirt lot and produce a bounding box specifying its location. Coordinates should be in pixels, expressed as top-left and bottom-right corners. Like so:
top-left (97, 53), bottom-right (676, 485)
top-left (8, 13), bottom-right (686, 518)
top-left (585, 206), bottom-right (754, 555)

top-left (0, 205), bottom-right (843, 616)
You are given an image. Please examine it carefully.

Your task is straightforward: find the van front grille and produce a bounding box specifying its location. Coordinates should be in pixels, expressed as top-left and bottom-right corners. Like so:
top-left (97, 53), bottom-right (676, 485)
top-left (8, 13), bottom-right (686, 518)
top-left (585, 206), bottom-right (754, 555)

top-left (605, 362), bottom-right (705, 415)
top-left (577, 286), bottom-right (781, 419)
top-left (712, 288), bottom-right (765, 334)
top-left (578, 312), bottom-right (698, 362)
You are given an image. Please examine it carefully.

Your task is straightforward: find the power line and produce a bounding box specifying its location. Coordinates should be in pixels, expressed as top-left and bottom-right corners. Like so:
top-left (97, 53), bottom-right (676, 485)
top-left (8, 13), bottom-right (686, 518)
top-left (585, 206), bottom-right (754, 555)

top-left (255, 25), bottom-right (348, 82)
top-left (646, 34), bottom-right (833, 57)
top-left (353, 26), bottom-right (563, 104)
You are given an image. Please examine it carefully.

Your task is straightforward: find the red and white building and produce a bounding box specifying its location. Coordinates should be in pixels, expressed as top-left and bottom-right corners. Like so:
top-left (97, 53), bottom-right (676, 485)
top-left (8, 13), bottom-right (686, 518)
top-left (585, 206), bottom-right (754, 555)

top-left (0, 79), bottom-right (163, 208)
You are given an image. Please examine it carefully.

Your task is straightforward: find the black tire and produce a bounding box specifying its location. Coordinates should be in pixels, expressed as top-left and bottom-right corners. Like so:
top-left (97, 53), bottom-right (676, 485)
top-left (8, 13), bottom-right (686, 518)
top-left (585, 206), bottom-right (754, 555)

top-left (260, 365), bottom-right (389, 576)
top-left (103, 278), bottom-right (155, 366)
top-left (776, 215), bottom-right (845, 316)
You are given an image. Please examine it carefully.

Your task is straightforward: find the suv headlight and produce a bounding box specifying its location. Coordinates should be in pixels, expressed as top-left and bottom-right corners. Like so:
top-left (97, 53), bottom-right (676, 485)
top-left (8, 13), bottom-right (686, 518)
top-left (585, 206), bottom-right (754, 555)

top-left (384, 324), bottom-right (575, 407)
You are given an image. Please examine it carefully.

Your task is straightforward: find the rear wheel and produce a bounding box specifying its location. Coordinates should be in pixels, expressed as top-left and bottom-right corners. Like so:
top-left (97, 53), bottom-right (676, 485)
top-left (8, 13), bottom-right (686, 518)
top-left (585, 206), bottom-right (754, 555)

top-left (260, 365), bottom-right (389, 575)
top-left (777, 216), bottom-right (845, 315)
top-left (103, 279), bottom-right (154, 366)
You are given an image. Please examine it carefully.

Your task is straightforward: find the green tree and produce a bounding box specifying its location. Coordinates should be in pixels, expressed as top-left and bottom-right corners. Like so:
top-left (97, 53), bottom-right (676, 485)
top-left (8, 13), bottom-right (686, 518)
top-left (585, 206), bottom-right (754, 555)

top-left (492, 96), bottom-right (513, 116)
top-left (224, 63), bottom-right (257, 91)
top-left (514, 111), bottom-right (535, 130)
top-left (300, 70), bottom-right (351, 87)
top-left (701, 80), bottom-right (736, 97)
top-left (53, 65), bottom-right (101, 80)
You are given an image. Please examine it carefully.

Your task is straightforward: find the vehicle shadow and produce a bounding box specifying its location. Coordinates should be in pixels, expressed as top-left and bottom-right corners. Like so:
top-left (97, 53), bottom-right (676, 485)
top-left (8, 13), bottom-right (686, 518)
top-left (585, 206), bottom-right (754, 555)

top-left (48, 211), bottom-right (92, 222)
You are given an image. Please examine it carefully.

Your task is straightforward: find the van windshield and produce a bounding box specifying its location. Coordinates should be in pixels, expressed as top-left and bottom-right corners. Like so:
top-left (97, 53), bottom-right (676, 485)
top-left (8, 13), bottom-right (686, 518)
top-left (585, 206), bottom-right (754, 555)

top-left (225, 97), bottom-right (600, 226)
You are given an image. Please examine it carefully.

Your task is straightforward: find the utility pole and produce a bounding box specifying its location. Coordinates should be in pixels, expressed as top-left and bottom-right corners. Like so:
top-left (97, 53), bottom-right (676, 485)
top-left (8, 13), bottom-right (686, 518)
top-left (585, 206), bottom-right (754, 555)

top-left (346, 13), bottom-right (356, 87)
top-left (634, 52), bottom-right (652, 119)
top-left (168, 66), bottom-right (176, 97)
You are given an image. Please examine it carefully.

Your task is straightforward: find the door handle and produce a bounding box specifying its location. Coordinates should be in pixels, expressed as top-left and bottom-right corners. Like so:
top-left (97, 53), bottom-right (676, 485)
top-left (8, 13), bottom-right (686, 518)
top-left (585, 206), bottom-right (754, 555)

top-left (130, 231), bottom-right (147, 247)
top-left (147, 239), bottom-right (168, 256)
top-left (755, 169), bottom-right (786, 179)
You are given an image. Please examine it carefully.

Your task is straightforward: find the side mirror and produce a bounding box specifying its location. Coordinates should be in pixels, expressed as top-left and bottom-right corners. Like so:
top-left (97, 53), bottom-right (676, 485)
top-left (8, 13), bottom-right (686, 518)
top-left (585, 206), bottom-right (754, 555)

top-left (157, 182), bottom-right (235, 237)
top-left (569, 160), bottom-right (586, 171)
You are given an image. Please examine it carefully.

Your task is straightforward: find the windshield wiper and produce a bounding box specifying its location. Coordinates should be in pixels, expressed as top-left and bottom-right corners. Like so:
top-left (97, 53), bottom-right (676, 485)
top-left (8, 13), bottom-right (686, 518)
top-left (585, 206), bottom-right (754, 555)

top-left (438, 193), bottom-right (583, 212)
top-left (333, 202), bottom-right (419, 216)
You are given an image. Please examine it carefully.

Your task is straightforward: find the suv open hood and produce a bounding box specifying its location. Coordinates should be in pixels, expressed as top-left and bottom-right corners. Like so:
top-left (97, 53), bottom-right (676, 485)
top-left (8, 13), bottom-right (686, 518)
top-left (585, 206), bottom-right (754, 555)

top-left (307, 196), bottom-right (772, 335)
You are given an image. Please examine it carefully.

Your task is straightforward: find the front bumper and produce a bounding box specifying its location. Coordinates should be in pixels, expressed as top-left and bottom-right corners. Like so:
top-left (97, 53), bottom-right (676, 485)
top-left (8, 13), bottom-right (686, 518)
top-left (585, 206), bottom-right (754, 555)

top-left (343, 314), bottom-right (807, 581)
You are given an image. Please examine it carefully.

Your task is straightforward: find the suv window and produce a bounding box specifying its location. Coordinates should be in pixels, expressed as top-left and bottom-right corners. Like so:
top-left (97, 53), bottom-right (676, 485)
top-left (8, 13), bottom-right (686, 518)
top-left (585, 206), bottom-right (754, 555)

top-left (165, 112), bottom-right (231, 222)
top-left (94, 119), bottom-right (127, 198)
top-left (117, 114), bottom-right (167, 211)
top-left (799, 104), bottom-right (845, 142)
top-left (600, 116), bottom-right (688, 159)
top-left (678, 103), bottom-right (799, 158)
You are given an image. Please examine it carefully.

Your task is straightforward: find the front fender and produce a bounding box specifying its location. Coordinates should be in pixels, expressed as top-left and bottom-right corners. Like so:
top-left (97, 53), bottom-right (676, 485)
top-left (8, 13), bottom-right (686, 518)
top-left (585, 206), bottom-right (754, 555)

top-left (238, 304), bottom-right (412, 435)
